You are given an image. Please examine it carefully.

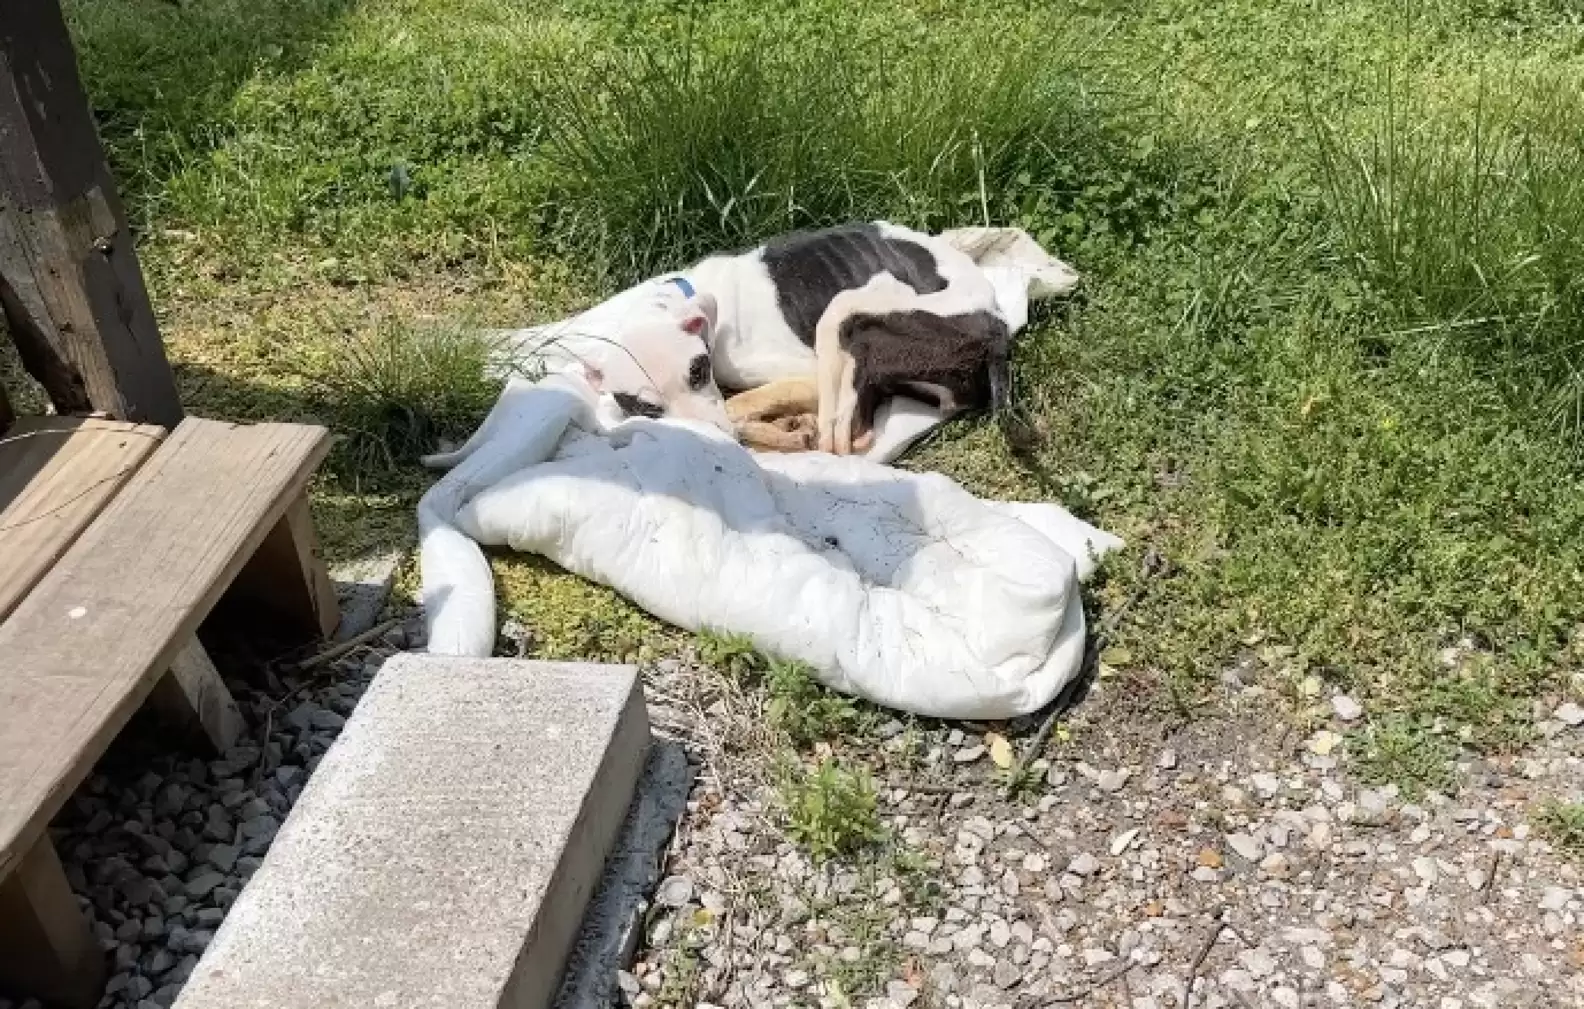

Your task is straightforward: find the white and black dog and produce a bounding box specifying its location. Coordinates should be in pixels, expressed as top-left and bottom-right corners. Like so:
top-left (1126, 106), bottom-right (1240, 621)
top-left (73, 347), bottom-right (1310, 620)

top-left (497, 221), bottom-right (1078, 458)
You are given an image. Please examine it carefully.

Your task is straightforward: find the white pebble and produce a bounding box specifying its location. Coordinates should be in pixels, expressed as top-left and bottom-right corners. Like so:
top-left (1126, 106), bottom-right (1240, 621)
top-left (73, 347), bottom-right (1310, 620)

top-left (1332, 694), bottom-right (1363, 721)
top-left (1226, 832), bottom-right (1265, 862)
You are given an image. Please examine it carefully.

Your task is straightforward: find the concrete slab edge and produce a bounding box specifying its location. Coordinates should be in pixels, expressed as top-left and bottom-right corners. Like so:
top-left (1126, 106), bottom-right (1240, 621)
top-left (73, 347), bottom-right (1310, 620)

top-left (502, 676), bottom-right (653, 1008)
top-left (553, 741), bottom-right (694, 1009)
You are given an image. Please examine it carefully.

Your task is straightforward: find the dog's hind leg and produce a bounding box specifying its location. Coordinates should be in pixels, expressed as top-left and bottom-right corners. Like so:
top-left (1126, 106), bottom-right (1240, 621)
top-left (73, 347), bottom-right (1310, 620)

top-left (735, 418), bottom-right (815, 453)
top-left (726, 377), bottom-right (819, 452)
top-left (813, 273), bottom-right (920, 454)
top-left (833, 352), bottom-right (860, 456)
top-left (814, 312), bottom-right (849, 454)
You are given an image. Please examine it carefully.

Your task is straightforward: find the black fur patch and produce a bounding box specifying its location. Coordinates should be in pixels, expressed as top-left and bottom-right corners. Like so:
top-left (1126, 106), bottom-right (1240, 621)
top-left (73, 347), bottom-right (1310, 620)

top-left (761, 224), bottom-right (947, 346)
top-left (838, 310), bottom-right (1010, 432)
top-left (613, 392), bottom-right (664, 419)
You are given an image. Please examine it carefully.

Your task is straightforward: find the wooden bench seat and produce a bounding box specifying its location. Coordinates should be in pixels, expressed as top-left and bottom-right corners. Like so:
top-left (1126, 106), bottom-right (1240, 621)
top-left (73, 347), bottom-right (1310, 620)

top-left (0, 417), bottom-right (339, 1007)
top-left (0, 417), bottom-right (166, 621)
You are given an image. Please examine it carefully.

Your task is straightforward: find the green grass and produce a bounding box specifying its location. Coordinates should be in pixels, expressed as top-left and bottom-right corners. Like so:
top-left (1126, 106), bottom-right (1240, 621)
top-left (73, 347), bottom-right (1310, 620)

top-left (527, 5), bottom-right (1176, 280)
top-left (291, 320), bottom-right (501, 472)
top-left (690, 633), bottom-right (886, 859)
top-left (654, 945), bottom-right (702, 1007)
top-left (1313, 68), bottom-right (1584, 432)
top-left (778, 757), bottom-right (886, 862)
top-left (1533, 801), bottom-right (1584, 861)
top-left (693, 633), bottom-right (877, 747)
top-left (1350, 715), bottom-right (1462, 797)
top-left (694, 630), bottom-right (763, 681)
top-left (58, 0), bottom-right (1584, 792)
top-left (765, 657), bottom-right (876, 748)
top-left (494, 555), bottom-right (681, 663)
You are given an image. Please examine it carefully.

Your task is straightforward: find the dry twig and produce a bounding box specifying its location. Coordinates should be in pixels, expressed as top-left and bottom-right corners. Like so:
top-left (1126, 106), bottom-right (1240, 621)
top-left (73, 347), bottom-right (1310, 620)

top-left (286, 617), bottom-right (404, 672)
top-left (1045, 956), bottom-right (1139, 1005)
top-left (1006, 551), bottom-right (1163, 795)
top-left (1180, 907), bottom-right (1230, 1009)
top-left (1481, 849), bottom-right (1503, 905)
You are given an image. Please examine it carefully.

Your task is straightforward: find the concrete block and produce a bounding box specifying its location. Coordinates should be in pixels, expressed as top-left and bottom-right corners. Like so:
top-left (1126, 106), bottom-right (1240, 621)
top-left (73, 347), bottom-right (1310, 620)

top-left (173, 654), bottom-right (649, 1009)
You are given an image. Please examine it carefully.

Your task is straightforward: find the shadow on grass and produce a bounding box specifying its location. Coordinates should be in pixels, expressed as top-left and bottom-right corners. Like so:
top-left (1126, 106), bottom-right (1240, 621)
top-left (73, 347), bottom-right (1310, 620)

top-left (169, 358), bottom-right (434, 571)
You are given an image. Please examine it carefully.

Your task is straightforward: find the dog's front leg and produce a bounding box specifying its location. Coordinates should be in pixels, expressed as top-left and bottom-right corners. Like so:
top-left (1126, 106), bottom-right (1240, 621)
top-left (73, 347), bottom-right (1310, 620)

top-left (725, 377), bottom-right (818, 425)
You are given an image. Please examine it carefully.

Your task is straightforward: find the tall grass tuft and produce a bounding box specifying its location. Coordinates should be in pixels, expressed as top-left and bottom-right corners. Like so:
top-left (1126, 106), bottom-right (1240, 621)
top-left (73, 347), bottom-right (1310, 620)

top-left (532, 9), bottom-right (1165, 282)
top-left (295, 322), bottom-right (501, 471)
top-left (1312, 70), bottom-right (1584, 434)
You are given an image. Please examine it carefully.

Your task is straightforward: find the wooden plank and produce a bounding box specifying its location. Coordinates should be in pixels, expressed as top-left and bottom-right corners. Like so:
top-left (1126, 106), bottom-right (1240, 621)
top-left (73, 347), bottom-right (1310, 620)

top-left (0, 1), bottom-right (182, 425)
top-left (147, 636), bottom-right (246, 754)
top-left (228, 493), bottom-right (342, 641)
top-left (0, 418), bottom-right (330, 879)
top-left (0, 417), bottom-right (165, 620)
top-left (0, 835), bottom-right (104, 1008)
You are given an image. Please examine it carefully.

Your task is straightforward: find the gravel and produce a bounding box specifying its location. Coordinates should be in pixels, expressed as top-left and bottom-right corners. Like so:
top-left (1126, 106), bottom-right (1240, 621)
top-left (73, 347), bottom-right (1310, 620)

top-left (11, 613), bottom-right (424, 1009)
top-left (1332, 694), bottom-right (1364, 722)
top-left (628, 653), bottom-right (1584, 1009)
top-left (654, 875), bottom-right (695, 908)
top-left (21, 610), bottom-right (1584, 1009)
top-left (1226, 831), bottom-right (1265, 863)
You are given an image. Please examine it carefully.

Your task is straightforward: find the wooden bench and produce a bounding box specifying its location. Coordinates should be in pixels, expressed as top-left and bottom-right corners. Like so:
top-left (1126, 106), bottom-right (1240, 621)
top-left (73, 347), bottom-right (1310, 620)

top-left (0, 416), bottom-right (340, 1007)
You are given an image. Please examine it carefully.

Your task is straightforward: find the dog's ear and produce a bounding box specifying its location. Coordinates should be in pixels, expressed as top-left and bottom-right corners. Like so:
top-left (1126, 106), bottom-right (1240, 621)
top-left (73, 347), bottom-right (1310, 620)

top-left (577, 362), bottom-right (605, 391)
top-left (680, 312), bottom-right (709, 337)
top-left (673, 292), bottom-right (719, 343)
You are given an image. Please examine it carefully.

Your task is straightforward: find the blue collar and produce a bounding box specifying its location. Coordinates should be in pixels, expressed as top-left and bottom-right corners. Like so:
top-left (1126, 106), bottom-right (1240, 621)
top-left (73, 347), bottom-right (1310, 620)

top-left (667, 275), bottom-right (696, 298)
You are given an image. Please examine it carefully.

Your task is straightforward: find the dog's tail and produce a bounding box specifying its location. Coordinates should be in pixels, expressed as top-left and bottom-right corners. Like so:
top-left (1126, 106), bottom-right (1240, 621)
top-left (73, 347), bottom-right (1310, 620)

top-left (988, 322), bottom-right (1042, 454)
top-left (988, 334), bottom-right (1013, 418)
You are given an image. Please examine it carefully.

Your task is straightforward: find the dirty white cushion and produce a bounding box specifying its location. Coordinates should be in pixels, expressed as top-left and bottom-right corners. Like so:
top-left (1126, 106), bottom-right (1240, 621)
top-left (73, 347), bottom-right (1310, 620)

top-left (420, 372), bottom-right (1120, 720)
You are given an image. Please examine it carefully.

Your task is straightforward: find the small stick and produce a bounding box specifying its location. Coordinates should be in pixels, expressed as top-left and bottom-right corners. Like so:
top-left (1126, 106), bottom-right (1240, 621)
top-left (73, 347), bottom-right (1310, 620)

top-left (249, 615), bottom-right (406, 781)
top-left (288, 617), bottom-right (404, 672)
top-left (1008, 676), bottom-right (1081, 797)
top-left (1046, 956), bottom-right (1137, 1004)
top-left (714, 901), bottom-right (738, 998)
top-left (1481, 849), bottom-right (1503, 905)
top-left (1006, 568), bottom-right (1155, 795)
top-left (885, 778), bottom-right (959, 795)
top-left (1180, 908), bottom-right (1229, 1009)
top-left (250, 706), bottom-right (276, 791)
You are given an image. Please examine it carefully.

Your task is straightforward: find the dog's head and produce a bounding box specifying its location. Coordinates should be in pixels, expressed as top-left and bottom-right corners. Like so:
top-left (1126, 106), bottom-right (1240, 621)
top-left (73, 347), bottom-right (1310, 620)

top-left (581, 290), bottom-right (732, 435)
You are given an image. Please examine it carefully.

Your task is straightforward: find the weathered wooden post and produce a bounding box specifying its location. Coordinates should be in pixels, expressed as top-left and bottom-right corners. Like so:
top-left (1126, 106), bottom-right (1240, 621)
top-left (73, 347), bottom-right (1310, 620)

top-left (0, 0), bottom-right (183, 427)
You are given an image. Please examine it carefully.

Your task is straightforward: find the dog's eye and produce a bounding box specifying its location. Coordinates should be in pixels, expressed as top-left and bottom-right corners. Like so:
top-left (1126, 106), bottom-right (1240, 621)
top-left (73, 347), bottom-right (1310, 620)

top-left (688, 354), bottom-right (711, 391)
top-left (613, 392), bottom-right (665, 419)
